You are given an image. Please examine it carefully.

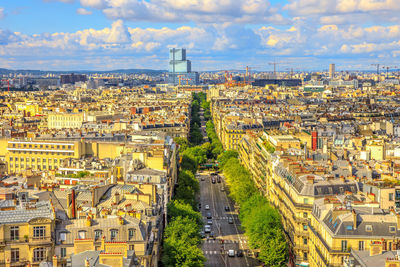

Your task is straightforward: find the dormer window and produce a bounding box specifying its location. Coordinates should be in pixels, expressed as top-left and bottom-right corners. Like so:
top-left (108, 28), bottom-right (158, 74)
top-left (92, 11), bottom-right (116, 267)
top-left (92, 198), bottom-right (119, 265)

top-left (365, 225), bottom-right (372, 232)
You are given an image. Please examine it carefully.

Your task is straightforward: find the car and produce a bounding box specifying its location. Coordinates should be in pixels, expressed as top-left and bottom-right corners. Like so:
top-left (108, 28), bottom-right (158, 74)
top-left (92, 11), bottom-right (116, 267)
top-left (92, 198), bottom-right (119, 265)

top-left (220, 187), bottom-right (225, 192)
top-left (228, 250), bottom-right (235, 257)
top-left (198, 203), bottom-right (201, 209)
top-left (224, 206), bottom-right (230, 211)
top-left (209, 231), bottom-right (215, 239)
top-left (228, 217), bottom-right (233, 224)
top-left (206, 212), bottom-right (212, 219)
top-left (217, 176), bottom-right (221, 183)
top-left (211, 178), bottom-right (216, 184)
top-left (236, 250), bottom-right (244, 257)
top-left (201, 176), bottom-right (205, 181)
top-left (204, 225), bottom-right (211, 233)
top-left (205, 205), bottom-right (210, 210)
top-left (200, 231), bottom-right (205, 238)
top-left (207, 219), bottom-right (213, 225)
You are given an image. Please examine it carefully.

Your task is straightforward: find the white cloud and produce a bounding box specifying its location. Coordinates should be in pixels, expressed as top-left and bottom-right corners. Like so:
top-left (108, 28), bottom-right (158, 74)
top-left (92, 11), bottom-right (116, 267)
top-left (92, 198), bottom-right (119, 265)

top-left (0, 8), bottom-right (4, 19)
top-left (78, 0), bottom-right (286, 24)
top-left (80, 0), bottom-right (105, 9)
top-left (76, 8), bottom-right (92, 15)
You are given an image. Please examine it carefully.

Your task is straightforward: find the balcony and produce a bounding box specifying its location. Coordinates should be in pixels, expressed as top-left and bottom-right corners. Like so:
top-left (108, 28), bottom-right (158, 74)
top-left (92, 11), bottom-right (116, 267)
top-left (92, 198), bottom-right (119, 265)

top-left (29, 236), bottom-right (52, 245)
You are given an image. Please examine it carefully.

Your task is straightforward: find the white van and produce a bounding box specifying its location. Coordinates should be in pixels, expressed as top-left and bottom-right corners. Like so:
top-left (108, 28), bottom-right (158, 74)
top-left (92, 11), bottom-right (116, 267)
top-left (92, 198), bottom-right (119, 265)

top-left (204, 225), bottom-right (211, 233)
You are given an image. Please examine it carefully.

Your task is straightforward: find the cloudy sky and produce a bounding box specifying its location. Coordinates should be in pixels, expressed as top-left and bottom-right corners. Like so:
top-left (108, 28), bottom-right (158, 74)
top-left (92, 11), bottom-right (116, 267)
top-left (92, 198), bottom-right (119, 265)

top-left (0, 0), bottom-right (400, 71)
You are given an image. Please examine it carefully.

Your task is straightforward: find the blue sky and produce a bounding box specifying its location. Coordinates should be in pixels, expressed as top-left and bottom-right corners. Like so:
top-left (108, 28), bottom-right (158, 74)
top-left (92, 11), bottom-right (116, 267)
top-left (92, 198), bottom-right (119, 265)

top-left (0, 0), bottom-right (400, 71)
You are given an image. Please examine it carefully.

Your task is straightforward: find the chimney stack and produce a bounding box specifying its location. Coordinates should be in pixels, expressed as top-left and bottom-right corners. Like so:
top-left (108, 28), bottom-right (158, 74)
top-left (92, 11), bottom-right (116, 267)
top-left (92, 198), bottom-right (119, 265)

top-left (71, 189), bottom-right (76, 219)
top-left (352, 209), bottom-right (357, 230)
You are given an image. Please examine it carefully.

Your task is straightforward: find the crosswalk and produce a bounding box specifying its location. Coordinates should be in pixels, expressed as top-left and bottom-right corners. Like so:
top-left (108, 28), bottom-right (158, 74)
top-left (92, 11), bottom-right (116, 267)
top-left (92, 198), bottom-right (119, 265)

top-left (204, 251), bottom-right (220, 255)
top-left (203, 239), bottom-right (247, 244)
top-left (203, 216), bottom-right (235, 220)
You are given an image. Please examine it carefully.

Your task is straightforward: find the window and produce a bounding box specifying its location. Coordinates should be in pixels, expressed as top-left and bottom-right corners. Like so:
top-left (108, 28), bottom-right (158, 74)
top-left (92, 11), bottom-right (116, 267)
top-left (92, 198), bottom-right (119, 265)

top-left (10, 226), bottom-right (19, 240)
top-left (341, 240), bottom-right (347, 252)
top-left (389, 226), bottom-right (396, 233)
top-left (128, 229), bottom-right (136, 240)
top-left (389, 193), bottom-right (394, 201)
top-left (303, 252), bottom-right (308, 260)
top-left (359, 241), bottom-right (364, 251)
top-left (95, 230), bottom-right (102, 240)
top-left (11, 248), bottom-right (19, 263)
top-left (59, 232), bottom-right (66, 241)
top-left (303, 238), bottom-right (307, 245)
top-left (365, 225), bottom-right (373, 232)
top-left (33, 247), bottom-right (46, 262)
top-left (9, 157), bottom-right (13, 161)
top-left (60, 247), bottom-right (66, 258)
top-left (78, 231), bottom-right (86, 239)
top-left (129, 244), bottom-right (135, 250)
top-left (303, 198), bottom-right (309, 204)
top-left (346, 225), bottom-right (353, 231)
top-left (110, 229), bottom-right (118, 240)
top-left (33, 226), bottom-right (46, 238)
top-left (303, 224), bottom-right (308, 230)
top-left (303, 212), bottom-right (308, 218)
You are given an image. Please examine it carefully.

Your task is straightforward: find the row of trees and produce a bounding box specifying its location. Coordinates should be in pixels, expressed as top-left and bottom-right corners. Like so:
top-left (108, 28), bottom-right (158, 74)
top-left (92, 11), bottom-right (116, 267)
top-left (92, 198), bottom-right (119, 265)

top-left (222, 156), bottom-right (288, 266)
top-left (161, 95), bottom-right (206, 266)
top-left (198, 94), bottom-right (288, 266)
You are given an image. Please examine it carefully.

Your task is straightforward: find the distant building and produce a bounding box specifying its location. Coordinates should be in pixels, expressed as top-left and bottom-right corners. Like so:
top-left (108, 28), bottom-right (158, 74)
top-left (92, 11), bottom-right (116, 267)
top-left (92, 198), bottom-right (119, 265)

top-left (168, 48), bottom-right (199, 86)
top-left (329, 63), bottom-right (335, 79)
top-left (60, 73), bottom-right (87, 85)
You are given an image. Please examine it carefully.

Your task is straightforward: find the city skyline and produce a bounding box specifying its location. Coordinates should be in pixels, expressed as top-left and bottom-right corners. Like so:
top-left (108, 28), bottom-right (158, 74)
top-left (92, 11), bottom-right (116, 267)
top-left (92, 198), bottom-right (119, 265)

top-left (1, 0), bottom-right (400, 71)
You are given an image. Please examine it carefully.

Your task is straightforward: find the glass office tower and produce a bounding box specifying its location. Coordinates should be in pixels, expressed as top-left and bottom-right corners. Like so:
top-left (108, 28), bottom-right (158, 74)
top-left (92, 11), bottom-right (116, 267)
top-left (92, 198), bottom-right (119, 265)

top-left (168, 48), bottom-right (199, 85)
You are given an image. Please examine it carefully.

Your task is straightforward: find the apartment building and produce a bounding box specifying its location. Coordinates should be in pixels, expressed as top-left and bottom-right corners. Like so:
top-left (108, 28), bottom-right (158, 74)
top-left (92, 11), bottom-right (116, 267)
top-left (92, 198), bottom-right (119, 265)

top-left (47, 113), bottom-right (84, 129)
top-left (5, 140), bottom-right (85, 174)
top-left (0, 200), bottom-right (55, 267)
top-left (310, 195), bottom-right (400, 267)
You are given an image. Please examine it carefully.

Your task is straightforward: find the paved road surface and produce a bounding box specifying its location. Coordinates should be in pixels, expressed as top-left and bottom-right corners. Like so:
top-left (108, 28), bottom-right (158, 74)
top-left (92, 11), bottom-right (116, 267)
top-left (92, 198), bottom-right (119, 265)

top-left (198, 106), bottom-right (262, 266)
top-left (199, 173), bottom-right (262, 267)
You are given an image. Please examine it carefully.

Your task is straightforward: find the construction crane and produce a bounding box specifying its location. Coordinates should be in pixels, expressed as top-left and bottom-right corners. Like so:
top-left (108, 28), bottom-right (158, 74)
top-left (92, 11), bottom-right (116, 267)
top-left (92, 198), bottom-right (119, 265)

top-left (268, 61), bottom-right (288, 78)
top-left (382, 66), bottom-right (398, 79)
top-left (371, 64), bottom-right (380, 75)
top-left (244, 66), bottom-right (259, 85)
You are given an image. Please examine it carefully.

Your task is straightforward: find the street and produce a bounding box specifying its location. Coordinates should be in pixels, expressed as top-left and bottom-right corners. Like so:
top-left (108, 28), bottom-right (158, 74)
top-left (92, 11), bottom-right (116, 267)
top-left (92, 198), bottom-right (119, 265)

top-left (198, 172), bottom-right (262, 267)
top-left (198, 107), bottom-right (261, 266)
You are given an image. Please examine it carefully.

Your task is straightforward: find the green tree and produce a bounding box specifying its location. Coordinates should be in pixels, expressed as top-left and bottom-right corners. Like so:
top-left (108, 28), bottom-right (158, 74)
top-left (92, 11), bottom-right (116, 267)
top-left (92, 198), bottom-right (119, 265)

top-left (162, 216), bottom-right (205, 267)
top-left (217, 150), bottom-right (239, 168)
top-left (180, 154), bottom-right (198, 174)
top-left (174, 137), bottom-right (189, 152)
top-left (167, 199), bottom-right (202, 226)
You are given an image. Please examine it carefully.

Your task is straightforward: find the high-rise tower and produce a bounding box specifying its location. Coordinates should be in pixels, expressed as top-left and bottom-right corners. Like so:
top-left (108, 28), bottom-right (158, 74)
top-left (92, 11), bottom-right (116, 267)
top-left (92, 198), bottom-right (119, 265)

top-left (329, 63), bottom-right (335, 79)
top-left (168, 48), bottom-right (199, 85)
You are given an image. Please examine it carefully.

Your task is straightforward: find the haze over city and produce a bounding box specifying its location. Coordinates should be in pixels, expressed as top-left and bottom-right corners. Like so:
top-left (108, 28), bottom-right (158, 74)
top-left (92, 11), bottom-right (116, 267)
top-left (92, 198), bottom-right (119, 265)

top-left (1, 0), bottom-right (400, 71)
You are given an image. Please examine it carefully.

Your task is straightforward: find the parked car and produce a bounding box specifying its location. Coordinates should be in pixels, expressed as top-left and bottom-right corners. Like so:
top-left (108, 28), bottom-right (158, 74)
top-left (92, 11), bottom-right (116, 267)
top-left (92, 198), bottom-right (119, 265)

top-left (237, 250), bottom-right (244, 257)
top-left (228, 250), bottom-right (235, 257)
top-left (204, 225), bottom-right (211, 233)
top-left (205, 205), bottom-right (210, 210)
top-left (206, 212), bottom-right (212, 219)
top-left (207, 219), bottom-right (213, 225)
top-left (228, 217), bottom-right (233, 224)
top-left (224, 206), bottom-right (230, 211)
top-left (200, 231), bottom-right (205, 238)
